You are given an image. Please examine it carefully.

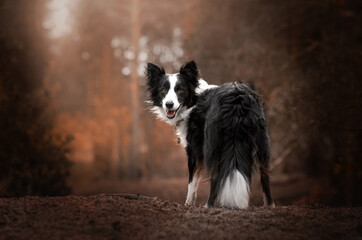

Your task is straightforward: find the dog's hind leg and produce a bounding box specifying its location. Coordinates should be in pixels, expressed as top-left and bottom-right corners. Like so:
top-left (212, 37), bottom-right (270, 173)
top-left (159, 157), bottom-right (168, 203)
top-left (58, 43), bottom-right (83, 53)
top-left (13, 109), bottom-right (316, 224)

top-left (260, 166), bottom-right (275, 208)
top-left (205, 176), bottom-right (220, 208)
top-left (255, 118), bottom-right (275, 208)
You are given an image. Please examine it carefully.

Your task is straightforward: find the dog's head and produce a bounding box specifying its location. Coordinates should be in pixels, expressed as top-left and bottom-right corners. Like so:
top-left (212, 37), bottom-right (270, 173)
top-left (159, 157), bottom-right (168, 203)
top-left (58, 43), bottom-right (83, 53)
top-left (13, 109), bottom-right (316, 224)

top-left (146, 60), bottom-right (199, 124)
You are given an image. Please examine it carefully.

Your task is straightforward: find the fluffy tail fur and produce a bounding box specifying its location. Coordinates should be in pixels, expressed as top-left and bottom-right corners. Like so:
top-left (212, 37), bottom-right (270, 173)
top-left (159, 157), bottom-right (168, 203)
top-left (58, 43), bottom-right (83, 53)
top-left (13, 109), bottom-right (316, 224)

top-left (204, 82), bottom-right (269, 208)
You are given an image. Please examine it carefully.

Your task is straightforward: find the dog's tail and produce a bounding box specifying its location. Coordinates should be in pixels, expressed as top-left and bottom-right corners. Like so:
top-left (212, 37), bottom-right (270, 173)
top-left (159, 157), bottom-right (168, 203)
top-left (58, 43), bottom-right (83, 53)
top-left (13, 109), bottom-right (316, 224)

top-left (204, 83), bottom-right (268, 209)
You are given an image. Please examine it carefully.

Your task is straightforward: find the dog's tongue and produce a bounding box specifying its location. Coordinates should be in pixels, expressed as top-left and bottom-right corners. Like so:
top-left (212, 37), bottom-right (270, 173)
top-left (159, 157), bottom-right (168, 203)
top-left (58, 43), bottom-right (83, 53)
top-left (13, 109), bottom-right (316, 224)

top-left (166, 110), bottom-right (176, 117)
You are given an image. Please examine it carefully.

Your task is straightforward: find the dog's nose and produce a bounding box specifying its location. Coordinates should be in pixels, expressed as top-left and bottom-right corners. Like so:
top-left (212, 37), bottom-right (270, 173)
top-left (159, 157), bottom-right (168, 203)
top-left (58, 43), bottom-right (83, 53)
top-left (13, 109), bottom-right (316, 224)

top-left (166, 101), bottom-right (174, 109)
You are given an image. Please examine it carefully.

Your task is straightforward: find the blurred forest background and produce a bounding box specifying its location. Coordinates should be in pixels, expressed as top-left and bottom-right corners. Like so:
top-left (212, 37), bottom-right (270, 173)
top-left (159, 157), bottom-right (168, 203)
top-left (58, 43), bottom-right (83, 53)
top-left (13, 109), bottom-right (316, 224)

top-left (0, 0), bottom-right (361, 206)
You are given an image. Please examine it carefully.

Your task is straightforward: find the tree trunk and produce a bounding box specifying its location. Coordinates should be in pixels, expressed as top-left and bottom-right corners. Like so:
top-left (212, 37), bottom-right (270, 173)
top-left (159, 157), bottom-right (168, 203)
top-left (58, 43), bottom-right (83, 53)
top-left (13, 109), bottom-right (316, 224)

top-left (129, 0), bottom-right (142, 178)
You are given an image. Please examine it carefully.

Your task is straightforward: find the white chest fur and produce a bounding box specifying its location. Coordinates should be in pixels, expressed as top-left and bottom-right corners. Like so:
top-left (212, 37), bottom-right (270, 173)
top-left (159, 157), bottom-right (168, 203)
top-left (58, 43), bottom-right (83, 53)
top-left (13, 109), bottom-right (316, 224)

top-left (175, 107), bottom-right (194, 148)
top-left (175, 120), bottom-right (188, 148)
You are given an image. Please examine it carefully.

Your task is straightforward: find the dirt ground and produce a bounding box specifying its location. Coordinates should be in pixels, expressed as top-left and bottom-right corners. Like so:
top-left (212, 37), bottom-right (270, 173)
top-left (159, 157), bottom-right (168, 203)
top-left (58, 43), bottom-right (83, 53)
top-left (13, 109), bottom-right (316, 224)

top-left (1, 194), bottom-right (361, 240)
top-left (70, 173), bottom-right (319, 206)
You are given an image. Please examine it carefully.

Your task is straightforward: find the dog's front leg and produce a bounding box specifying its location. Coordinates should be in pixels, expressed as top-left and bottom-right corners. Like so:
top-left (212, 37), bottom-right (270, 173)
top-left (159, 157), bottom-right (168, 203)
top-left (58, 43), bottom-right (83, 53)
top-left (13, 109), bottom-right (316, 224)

top-left (185, 173), bottom-right (201, 206)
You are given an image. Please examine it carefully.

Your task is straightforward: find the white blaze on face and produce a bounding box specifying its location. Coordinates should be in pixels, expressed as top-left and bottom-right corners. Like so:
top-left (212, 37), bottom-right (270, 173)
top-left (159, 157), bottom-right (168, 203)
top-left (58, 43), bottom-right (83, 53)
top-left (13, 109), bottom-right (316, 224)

top-left (163, 74), bottom-right (180, 116)
top-left (163, 74), bottom-right (180, 110)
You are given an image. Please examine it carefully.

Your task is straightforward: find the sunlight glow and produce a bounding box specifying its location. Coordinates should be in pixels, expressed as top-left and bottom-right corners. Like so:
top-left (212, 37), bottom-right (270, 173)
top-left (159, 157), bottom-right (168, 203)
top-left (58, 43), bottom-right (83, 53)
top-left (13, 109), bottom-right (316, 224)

top-left (43, 0), bottom-right (77, 39)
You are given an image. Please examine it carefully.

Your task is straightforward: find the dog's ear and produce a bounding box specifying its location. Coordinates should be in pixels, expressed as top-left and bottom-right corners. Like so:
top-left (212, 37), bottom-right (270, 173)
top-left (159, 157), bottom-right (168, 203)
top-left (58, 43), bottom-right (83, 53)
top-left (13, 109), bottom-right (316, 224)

top-left (180, 60), bottom-right (199, 88)
top-left (146, 63), bottom-right (165, 90)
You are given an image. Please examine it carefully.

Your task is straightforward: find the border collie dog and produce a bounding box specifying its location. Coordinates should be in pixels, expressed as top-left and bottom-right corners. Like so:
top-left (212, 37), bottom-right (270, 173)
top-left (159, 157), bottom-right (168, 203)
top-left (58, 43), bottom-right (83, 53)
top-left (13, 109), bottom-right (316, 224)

top-left (146, 61), bottom-right (275, 209)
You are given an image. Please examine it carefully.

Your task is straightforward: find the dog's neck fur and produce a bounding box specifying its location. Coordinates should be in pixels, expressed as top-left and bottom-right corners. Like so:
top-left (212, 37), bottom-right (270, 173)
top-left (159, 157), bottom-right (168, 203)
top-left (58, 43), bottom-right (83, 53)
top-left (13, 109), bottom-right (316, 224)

top-left (150, 79), bottom-right (217, 147)
top-left (175, 107), bottom-right (194, 147)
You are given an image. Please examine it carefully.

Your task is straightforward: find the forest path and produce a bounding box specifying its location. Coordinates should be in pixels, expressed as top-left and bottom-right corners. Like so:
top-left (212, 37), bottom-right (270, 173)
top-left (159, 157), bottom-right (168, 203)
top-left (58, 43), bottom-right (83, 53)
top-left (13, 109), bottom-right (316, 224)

top-left (0, 194), bottom-right (361, 240)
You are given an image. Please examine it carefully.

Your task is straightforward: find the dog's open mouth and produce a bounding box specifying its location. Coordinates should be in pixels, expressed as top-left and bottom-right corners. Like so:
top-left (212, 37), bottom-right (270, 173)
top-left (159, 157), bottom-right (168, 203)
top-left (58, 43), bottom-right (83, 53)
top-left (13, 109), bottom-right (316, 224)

top-left (166, 107), bottom-right (180, 119)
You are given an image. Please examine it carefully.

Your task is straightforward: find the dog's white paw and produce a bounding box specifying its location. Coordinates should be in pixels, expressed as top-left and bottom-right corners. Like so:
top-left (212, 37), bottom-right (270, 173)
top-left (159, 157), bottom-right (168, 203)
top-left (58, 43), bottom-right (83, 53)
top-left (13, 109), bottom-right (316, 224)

top-left (185, 198), bottom-right (196, 206)
top-left (185, 191), bottom-right (198, 206)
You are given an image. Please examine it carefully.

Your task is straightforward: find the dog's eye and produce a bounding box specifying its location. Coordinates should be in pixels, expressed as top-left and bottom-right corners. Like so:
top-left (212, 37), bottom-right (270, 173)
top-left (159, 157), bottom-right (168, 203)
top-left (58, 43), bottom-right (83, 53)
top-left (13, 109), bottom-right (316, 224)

top-left (161, 88), bottom-right (167, 94)
top-left (176, 89), bottom-right (183, 94)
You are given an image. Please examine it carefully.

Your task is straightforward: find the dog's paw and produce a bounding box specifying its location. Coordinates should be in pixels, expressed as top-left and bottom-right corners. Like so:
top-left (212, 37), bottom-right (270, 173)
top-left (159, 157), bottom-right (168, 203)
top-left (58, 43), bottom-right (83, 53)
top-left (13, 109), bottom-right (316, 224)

top-left (185, 192), bottom-right (198, 206)
top-left (264, 202), bottom-right (276, 209)
top-left (185, 198), bottom-right (195, 206)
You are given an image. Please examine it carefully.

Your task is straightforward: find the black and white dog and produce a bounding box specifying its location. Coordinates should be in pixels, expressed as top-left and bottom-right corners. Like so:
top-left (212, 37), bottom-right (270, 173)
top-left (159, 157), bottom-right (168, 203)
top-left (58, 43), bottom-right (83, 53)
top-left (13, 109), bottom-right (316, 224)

top-left (146, 60), bottom-right (274, 209)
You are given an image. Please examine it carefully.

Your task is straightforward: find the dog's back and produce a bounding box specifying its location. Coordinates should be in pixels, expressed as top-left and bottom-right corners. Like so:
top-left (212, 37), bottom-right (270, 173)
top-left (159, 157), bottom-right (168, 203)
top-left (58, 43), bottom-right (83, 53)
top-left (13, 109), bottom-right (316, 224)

top-left (188, 82), bottom-right (272, 208)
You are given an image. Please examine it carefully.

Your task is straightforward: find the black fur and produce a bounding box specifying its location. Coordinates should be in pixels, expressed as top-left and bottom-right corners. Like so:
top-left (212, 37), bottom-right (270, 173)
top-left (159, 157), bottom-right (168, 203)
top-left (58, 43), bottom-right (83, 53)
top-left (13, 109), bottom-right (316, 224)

top-left (146, 61), bottom-right (274, 208)
top-left (186, 82), bottom-right (273, 207)
top-left (179, 61), bottom-right (199, 108)
top-left (146, 63), bottom-right (166, 107)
